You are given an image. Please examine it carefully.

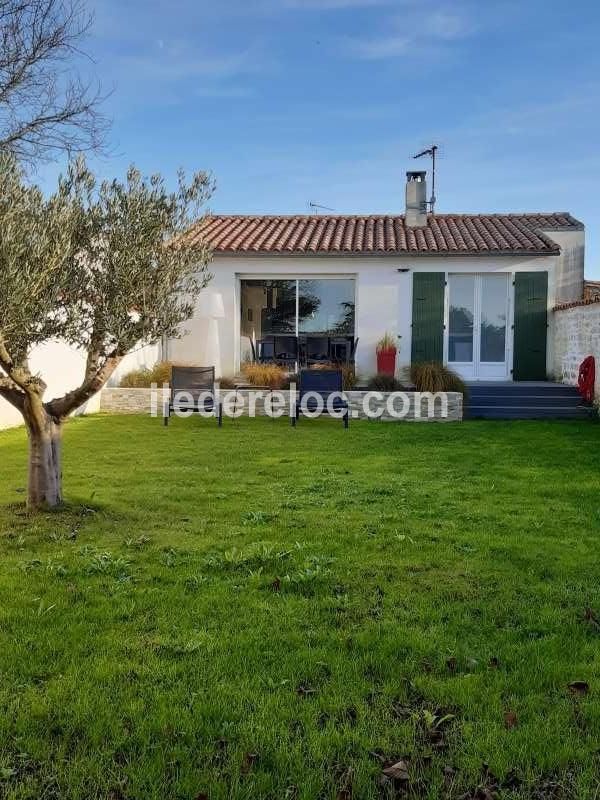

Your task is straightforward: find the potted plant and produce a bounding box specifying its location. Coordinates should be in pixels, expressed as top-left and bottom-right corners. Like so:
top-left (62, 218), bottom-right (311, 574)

top-left (376, 333), bottom-right (397, 376)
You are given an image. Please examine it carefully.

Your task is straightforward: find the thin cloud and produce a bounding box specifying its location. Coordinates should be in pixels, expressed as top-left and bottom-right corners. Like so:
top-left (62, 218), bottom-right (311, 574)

top-left (348, 35), bottom-right (411, 59)
top-left (343, 5), bottom-right (475, 60)
top-left (120, 45), bottom-right (259, 82)
top-left (281, 0), bottom-right (394, 8)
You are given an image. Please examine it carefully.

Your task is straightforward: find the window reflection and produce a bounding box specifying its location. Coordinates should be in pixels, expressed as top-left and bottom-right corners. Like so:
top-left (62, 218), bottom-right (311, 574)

top-left (240, 278), bottom-right (355, 362)
top-left (480, 275), bottom-right (507, 362)
top-left (298, 279), bottom-right (355, 335)
top-left (449, 275), bottom-right (474, 362)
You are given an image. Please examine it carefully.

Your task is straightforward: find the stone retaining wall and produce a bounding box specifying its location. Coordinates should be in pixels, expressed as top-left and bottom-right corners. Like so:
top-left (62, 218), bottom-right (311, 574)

top-left (553, 300), bottom-right (600, 403)
top-left (100, 387), bottom-right (463, 422)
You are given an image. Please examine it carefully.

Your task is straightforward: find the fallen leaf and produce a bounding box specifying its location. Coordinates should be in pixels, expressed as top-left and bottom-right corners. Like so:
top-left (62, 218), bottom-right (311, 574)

top-left (382, 759), bottom-right (409, 782)
top-left (584, 608), bottom-right (600, 630)
top-left (391, 701), bottom-right (412, 719)
top-left (504, 711), bottom-right (518, 729)
top-left (296, 684), bottom-right (316, 697)
top-left (568, 681), bottom-right (589, 696)
top-left (241, 752), bottom-right (258, 774)
top-left (336, 766), bottom-right (354, 800)
top-left (474, 789), bottom-right (497, 800)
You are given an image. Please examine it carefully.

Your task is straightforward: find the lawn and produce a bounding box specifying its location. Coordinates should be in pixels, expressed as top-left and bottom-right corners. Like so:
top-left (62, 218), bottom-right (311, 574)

top-left (0, 415), bottom-right (599, 800)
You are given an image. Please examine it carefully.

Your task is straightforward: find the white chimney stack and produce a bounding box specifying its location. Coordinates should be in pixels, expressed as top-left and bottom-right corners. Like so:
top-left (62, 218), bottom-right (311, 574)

top-left (405, 171), bottom-right (427, 228)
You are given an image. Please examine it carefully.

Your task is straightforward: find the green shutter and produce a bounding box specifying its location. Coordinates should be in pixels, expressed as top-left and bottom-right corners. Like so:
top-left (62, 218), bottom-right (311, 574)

top-left (513, 272), bottom-right (548, 381)
top-left (411, 272), bottom-right (445, 364)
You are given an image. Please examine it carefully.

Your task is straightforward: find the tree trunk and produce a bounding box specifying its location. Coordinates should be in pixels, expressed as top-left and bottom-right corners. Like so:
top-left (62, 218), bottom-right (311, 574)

top-left (25, 406), bottom-right (63, 510)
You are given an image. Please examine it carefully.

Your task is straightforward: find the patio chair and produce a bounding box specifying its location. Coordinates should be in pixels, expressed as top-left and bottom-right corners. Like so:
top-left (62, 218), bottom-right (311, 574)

top-left (257, 339), bottom-right (275, 363)
top-left (163, 366), bottom-right (222, 427)
top-left (291, 368), bottom-right (349, 428)
top-left (273, 335), bottom-right (298, 368)
top-left (328, 336), bottom-right (359, 366)
top-left (304, 335), bottom-right (330, 366)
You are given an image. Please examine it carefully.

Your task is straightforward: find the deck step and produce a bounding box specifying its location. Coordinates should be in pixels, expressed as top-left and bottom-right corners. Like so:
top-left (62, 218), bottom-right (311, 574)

top-left (464, 382), bottom-right (591, 420)
top-left (467, 396), bottom-right (587, 408)
top-left (467, 407), bottom-right (591, 420)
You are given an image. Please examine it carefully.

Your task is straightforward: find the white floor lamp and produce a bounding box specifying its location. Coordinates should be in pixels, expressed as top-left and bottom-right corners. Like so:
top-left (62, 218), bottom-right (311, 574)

top-left (197, 291), bottom-right (225, 377)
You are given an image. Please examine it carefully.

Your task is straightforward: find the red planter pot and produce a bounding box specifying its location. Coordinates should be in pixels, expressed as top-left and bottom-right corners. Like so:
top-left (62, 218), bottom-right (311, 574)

top-left (376, 348), bottom-right (397, 376)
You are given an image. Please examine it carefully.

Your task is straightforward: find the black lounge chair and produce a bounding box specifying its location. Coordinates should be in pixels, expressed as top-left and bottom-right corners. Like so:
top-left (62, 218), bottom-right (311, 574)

top-left (256, 339), bottom-right (275, 363)
top-left (291, 368), bottom-right (349, 428)
top-left (273, 335), bottom-right (298, 368)
top-left (304, 335), bottom-right (330, 366)
top-left (164, 366), bottom-right (222, 426)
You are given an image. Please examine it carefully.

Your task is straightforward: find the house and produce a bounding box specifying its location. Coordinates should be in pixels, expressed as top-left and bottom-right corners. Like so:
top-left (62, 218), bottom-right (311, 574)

top-left (169, 171), bottom-right (585, 383)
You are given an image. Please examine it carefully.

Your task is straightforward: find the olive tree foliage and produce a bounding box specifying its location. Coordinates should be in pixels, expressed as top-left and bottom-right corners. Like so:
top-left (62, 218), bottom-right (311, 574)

top-left (0, 155), bottom-right (214, 508)
top-left (0, 0), bottom-right (108, 165)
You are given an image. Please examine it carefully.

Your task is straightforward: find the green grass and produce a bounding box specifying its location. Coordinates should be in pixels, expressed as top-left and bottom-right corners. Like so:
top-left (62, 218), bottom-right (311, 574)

top-left (0, 415), bottom-right (599, 799)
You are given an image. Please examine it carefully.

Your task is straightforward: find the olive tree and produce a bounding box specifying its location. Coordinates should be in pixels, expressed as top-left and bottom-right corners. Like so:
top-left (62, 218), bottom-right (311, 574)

top-left (0, 155), bottom-right (213, 509)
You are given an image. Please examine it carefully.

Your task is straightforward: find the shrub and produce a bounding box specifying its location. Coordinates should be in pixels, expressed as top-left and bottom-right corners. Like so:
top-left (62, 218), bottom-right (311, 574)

top-left (367, 373), bottom-right (404, 391)
top-left (376, 332), bottom-right (397, 353)
top-left (119, 361), bottom-right (172, 388)
top-left (120, 362), bottom-right (235, 389)
top-left (410, 362), bottom-right (466, 394)
top-left (242, 363), bottom-right (288, 389)
top-left (218, 376), bottom-right (237, 389)
top-left (308, 362), bottom-right (357, 390)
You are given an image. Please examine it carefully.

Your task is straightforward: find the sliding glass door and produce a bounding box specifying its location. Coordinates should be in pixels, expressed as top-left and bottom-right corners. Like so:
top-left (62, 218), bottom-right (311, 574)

top-left (448, 274), bottom-right (509, 380)
top-left (240, 278), bottom-right (355, 363)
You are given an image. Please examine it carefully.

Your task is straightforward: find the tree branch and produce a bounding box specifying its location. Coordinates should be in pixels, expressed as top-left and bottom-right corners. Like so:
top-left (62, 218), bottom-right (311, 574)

top-left (0, 0), bottom-right (108, 164)
top-left (0, 376), bottom-right (25, 411)
top-left (0, 336), bottom-right (45, 396)
top-left (46, 351), bottom-right (122, 418)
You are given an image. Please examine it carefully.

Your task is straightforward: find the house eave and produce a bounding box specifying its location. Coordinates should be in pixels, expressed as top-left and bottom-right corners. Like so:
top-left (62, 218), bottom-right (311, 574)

top-left (211, 250), bottom-right (559, 259)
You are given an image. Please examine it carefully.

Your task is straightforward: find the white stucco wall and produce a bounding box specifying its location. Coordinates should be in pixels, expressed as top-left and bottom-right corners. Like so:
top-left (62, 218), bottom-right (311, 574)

top-left (540, 229), bottom-right (585, 304)
top-left (0, 340), bottom-right (161, 430)
top-left (170, 252), bottom-right (561, 380)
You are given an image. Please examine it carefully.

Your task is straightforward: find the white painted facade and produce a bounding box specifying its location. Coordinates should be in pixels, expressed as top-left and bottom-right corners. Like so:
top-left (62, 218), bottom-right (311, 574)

top-left (169, 230), bottom-right (582, 381)
top-left (0, 223), bottom-right (584, 429)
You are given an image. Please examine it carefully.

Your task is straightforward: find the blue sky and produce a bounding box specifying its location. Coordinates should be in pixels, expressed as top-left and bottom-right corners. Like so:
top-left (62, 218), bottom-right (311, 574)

top-left (40, 0), bottom-right (600, 276)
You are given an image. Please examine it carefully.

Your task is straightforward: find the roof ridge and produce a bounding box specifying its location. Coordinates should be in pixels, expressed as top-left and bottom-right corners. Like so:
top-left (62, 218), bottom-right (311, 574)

top-left (203, 211), bottom-right (581, 223)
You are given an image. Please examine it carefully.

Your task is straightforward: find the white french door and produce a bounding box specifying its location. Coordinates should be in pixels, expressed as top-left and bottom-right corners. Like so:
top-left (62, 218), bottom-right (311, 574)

top-left (447, 273), bottom-right (510, 380)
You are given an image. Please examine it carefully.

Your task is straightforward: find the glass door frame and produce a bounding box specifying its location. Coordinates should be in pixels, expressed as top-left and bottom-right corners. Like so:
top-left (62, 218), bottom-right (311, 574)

top-left (236, 273), bottom-right (357, 373)
top-left (444, 272), bottom-right (511, 381)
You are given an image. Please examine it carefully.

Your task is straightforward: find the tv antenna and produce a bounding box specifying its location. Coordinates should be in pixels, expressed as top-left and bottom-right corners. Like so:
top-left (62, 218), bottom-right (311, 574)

top-left (308, 202), bottom-right (335, 214)
top-left (413, 144), bottom-right (438, 213)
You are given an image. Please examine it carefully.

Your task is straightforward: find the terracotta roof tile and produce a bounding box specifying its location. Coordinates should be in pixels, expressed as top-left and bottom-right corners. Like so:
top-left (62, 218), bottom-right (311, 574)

top-left (187, 212), bottom-right (583, 256)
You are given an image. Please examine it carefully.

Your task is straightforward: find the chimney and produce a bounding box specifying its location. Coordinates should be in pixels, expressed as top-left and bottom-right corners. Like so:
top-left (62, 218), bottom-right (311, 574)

top-left (405, 171), bottom-right (427, 228)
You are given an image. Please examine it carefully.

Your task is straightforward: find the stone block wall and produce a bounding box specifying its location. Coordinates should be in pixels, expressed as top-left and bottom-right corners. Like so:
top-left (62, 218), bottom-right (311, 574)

top-left (553, 299), bottom-right (600, 403)
top-left (99, 387), bottom-right (463, 422)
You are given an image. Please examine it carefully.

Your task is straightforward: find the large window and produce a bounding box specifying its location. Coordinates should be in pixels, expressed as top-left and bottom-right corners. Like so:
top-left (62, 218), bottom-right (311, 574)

top-left (240, 278), bottom-right (355, 359)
